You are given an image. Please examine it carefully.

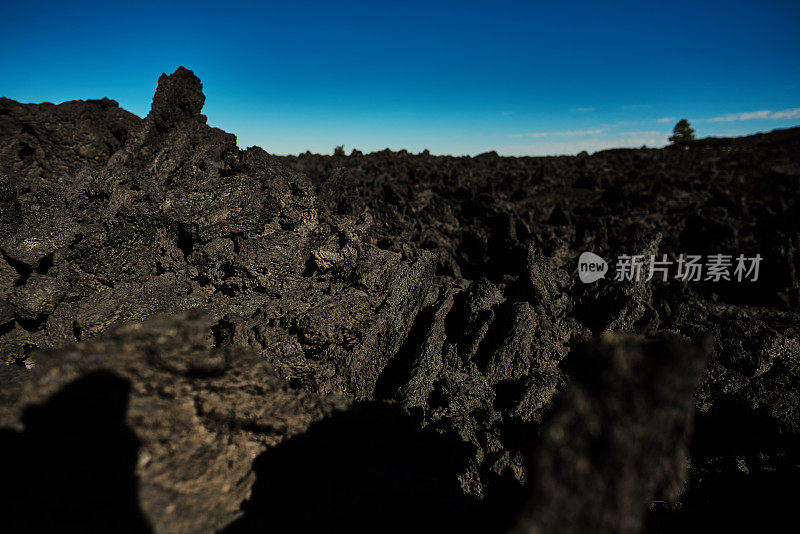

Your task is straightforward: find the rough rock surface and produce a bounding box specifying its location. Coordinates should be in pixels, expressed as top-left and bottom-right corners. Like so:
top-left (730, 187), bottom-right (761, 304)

top-left (1, 67), bottom-right (798, 533)
top-left (0, 312), bottom-right (349, 533)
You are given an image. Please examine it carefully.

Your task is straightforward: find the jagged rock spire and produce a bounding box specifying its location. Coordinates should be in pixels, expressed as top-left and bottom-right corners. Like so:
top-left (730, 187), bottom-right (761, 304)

top-left (147, 66), bottom-right (206, 129)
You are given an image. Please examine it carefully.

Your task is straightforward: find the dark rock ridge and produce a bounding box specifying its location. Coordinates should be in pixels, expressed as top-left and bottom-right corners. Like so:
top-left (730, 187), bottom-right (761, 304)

top-left (0, 67), bottom-right (798, 533)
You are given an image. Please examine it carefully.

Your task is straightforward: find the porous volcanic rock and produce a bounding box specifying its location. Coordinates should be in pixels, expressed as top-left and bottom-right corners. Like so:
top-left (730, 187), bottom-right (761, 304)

top-left (1, 67), bottom-right (799, 533)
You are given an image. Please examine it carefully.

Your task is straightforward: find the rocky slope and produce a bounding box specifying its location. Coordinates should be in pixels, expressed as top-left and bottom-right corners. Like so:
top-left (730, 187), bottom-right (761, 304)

top-left (1, 67), bottom-right (798, 533)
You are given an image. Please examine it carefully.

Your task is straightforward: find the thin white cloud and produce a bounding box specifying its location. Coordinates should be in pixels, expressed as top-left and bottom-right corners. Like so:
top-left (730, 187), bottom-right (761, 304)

top-left (552, 129), bottom-right (603, 136)
top-left (772, 108), bottom-right (800, 119)
top-left (619, 130), bottom-right (665, 136)
top-left (740, 110), bottom-right (771, 120)
top-left (656, 117), bottom-right (675, 123)
top-left (572, 107), bottom-right (595, 113)
top-left (709, 110), bottom-right (771, 122)
top-left (508, 128), bottom-right (604, 139)
top-left (705, 108), bottom-right (800, 122)
top-left (498, 132), bottom-right (671, 156)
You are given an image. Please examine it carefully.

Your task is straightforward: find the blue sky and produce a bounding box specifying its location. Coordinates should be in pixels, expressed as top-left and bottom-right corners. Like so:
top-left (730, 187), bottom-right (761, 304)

top-left (1, 0), bottom-right (799, 155)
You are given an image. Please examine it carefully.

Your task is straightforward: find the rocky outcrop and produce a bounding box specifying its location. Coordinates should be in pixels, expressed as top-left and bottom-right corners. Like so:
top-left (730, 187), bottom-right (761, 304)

top-left (1, 67), bottom-right (798, 533)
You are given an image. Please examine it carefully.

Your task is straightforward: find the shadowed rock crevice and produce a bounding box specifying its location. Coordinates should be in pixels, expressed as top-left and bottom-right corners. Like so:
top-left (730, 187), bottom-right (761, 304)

top-left (0, 371), bottom-right (151, 533)
top-left (225, 403), bottom-right (480, 534)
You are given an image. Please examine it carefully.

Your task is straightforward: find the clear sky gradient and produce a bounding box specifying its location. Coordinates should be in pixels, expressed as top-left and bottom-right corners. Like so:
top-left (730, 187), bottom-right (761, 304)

top-left (2, 1), bottom-right (799, 155)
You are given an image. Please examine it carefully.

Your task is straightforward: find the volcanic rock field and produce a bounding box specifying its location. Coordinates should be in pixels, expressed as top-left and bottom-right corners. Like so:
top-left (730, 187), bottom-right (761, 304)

top-left (1, 67), bottom-right (798, 533)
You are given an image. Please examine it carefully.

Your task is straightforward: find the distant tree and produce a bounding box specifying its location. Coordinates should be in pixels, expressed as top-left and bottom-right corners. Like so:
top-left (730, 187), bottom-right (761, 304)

top-left (333, 144), bottom-right (346, 156)
top-left (669, 119), bottom-right (695, 143)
